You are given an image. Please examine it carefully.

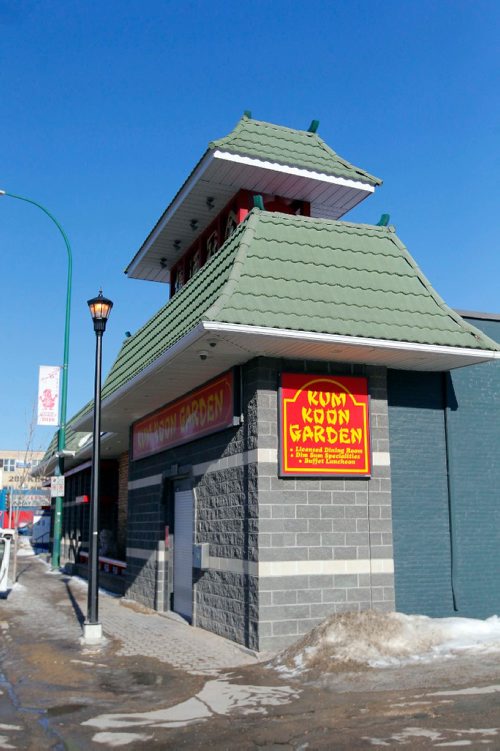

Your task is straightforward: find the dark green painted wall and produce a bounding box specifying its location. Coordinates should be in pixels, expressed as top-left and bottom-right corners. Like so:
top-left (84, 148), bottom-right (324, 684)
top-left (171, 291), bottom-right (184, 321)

top-left (388, 317), bottom-right (500, 617)
top-left (387, 371), bottom-right (455, 615)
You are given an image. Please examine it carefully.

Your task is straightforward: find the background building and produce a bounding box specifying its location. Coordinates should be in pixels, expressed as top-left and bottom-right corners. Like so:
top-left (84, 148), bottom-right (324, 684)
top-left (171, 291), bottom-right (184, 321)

top-left (0, 449), bottom-right (45, 490)
top-left (0, 449), bottom-right (48, 529)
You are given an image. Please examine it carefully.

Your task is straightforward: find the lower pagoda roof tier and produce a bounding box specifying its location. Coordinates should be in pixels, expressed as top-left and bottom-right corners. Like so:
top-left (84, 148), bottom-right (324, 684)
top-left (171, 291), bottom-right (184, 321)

top-left (125, 115), bottom-right (382, 283)
top-left (74, 210), bottom-right (500, 435)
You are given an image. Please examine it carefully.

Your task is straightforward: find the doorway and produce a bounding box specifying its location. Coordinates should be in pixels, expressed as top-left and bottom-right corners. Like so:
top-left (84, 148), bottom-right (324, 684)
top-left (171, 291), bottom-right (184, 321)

top-left (172, 480), bottom-right (194, 621)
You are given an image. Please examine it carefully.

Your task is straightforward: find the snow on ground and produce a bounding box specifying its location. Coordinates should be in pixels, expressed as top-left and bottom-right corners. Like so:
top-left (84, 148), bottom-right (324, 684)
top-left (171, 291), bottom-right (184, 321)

top-left (272, 611), bottom-right (500, 675)
top-left (16, 547), bottom-right (35, 557)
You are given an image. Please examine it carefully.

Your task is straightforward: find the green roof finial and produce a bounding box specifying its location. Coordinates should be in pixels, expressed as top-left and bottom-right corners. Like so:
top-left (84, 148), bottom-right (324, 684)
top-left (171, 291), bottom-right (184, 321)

top-left (376, 213), bottom-right (390, 227)
top-left (243, 110), bottom-right (252, 119)
top-left (253, 194), bottom-right (264, 210)
top-left (308, 119), bottom-right (320, 133)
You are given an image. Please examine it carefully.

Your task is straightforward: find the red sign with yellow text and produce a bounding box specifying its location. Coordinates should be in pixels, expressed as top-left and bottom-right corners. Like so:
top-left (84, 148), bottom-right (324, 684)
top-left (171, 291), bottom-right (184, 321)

top-left (280, 373), bottom-right (371, 476)
top-left (132, 371), bottom-right (235, 460)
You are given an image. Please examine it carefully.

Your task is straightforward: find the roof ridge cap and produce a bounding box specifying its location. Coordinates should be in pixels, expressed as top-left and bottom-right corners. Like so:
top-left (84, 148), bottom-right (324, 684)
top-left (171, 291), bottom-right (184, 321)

top-left (313, 137), bottom-right (382, 184)
top-left (209, 116), bottom-right (248, 149)
top-left (388, 234), bottom-right (500, 350)
top-left (204, 211), bottom-right (260, 321)
top-left (240, 118), bottom-right (318, 136)
top-left (209, 117), bottom-right (319, 150)
top-left (259, 211), bottom-right (394, 232)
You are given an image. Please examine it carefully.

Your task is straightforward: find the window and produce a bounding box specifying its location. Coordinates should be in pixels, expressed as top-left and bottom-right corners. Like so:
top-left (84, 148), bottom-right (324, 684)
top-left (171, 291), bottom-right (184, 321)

top-left (2, 459), bottom-right (15, 472)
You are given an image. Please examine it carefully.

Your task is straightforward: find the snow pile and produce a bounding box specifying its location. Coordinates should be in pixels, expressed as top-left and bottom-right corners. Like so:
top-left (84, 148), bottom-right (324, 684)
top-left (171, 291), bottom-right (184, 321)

top-left (272, 611), bottom-right (500, 674)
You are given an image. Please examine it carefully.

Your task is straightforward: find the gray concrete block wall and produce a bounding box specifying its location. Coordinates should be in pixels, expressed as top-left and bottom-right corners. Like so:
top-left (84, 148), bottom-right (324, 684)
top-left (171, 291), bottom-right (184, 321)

top-left (194, 461), bottom-right (259, 649)
top-left (252, 358), bottom-right (395, 651)
top-left (126, 364), bottom-right (261, 649)
top-left (125, 357), bottom-right (395, 652)
top-left (125, 483), bottom-right (163, 607)
top-left (195, 570), bottom-right (258, 648)
top-left (195, 465), bottom-right (258, 561)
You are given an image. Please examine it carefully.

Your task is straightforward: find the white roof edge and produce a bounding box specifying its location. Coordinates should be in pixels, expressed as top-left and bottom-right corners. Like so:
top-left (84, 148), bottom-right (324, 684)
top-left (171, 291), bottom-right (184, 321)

top-left (126, 148), bottom-right (376, 279)
top-left (125, 152), bottom-right (215, 277)
top-left (212, 150), bottom-right (376, 193)
top-left (72, 320), bottom-right (499, 433)
top-left (203, 321), bottom-right (500, 361)
top-left (71, 323), bottom-right (207, 430)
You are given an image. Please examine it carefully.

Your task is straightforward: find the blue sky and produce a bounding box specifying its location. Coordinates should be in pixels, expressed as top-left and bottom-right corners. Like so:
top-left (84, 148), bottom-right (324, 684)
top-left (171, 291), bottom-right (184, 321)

top-left (1, 0), bottom-right (499, 450)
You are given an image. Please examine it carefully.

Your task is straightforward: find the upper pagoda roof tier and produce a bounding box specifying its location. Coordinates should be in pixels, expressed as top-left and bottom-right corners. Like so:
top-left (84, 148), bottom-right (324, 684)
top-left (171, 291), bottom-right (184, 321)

top-left (125, 115), bottom-right (382, 283)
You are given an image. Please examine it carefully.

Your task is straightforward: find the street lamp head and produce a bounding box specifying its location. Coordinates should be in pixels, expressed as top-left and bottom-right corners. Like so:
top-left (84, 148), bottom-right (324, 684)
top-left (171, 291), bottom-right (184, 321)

top-left (87, 289), bottom-right (113, 333)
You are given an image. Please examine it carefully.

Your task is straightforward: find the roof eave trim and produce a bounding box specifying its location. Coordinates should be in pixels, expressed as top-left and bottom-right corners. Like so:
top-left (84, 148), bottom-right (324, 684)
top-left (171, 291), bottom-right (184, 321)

top-left (125, 151), bottom-right (215, 277)
top-left (455, 309), bottom-right (500, 322)
top-left (202, 321), bottom-right (500, 362)
top-left (32, 454), bottom-right (58, 478)
top-left (212, 150), bottom-right (376, 193)
top-left (71, 322), bottom-right (207, 430)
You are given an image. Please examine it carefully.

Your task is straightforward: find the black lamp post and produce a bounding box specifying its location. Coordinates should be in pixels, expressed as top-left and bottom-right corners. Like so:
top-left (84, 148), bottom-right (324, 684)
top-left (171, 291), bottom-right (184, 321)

top-left (83, 289), bottom-right (113, 643)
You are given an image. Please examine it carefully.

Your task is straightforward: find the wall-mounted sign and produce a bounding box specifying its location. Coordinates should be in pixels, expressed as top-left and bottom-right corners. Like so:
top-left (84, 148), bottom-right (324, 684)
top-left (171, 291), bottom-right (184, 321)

top-left (50, 475), bottom-right (65, 497)
top-left (37, 365), bottom-right (61, 427)
top-left (279, 373), bottom-right (371, 477)
top-left (132, 370), bottom-right (236, 460)
top-left (11, 489), bottom-right (51, 508)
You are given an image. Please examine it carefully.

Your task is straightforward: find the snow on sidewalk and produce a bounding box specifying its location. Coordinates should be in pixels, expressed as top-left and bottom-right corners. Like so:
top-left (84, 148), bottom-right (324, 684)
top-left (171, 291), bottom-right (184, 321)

top-left (272, 610), bottom-right (500, 675)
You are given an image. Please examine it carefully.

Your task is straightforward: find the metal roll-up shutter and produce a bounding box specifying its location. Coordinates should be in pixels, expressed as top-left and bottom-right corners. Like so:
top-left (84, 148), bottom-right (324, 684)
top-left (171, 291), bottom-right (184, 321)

top-left (173, 488), bottom-right (194, 621)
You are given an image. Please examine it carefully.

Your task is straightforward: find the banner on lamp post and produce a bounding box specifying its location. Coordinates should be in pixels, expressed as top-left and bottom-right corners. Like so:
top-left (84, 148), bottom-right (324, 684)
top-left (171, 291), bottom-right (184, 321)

top-left (37, 365), bottom-right (61, 427)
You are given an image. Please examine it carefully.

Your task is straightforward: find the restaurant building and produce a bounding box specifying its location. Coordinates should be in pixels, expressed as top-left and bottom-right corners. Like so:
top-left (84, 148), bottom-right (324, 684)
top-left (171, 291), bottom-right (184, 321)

top-left (39, 115), bottom-right (500, 650)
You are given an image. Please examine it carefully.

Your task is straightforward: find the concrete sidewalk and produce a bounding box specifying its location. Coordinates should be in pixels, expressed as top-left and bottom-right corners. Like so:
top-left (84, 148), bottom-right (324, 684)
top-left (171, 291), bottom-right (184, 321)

top-left (10, 547), bottom-right (260, 675)
top-left (5, 546), bottom-right (500, 750)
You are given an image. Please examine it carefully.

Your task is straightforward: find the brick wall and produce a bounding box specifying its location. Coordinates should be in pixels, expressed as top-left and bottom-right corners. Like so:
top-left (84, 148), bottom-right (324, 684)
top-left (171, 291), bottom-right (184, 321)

top-left (388, 317), bottom-right (500, 621)
top-left (388, 318), bottom-right (500, 619)
top-left (387, 370), bottom-right (454, 615)
top-left (116, 452), bottom-right (129, 559)
top-left (447, 318), bottom-right (500, 617)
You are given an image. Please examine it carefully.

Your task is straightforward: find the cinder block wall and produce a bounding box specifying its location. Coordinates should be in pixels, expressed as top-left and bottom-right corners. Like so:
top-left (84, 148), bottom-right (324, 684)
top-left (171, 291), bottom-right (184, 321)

top-left (252, 358), bottom-right (395, 651)
top-left (125, 357), bottom-right (395, 652)
top-left (126, 362), bottom-right (260, 648)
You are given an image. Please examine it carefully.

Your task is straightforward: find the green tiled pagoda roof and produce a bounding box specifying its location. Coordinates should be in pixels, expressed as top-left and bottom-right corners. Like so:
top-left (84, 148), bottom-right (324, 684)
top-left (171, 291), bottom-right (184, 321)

top-left (210, 116), bottom-right (382, 187)
top-left (62, 210), bottom-right (499, 440)
top-left (101, 217), bottom-right (248, 401)
top-left (105, 210), bottom-right (500, 398)
top-left (206, 211), bottom-right (497, 349)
